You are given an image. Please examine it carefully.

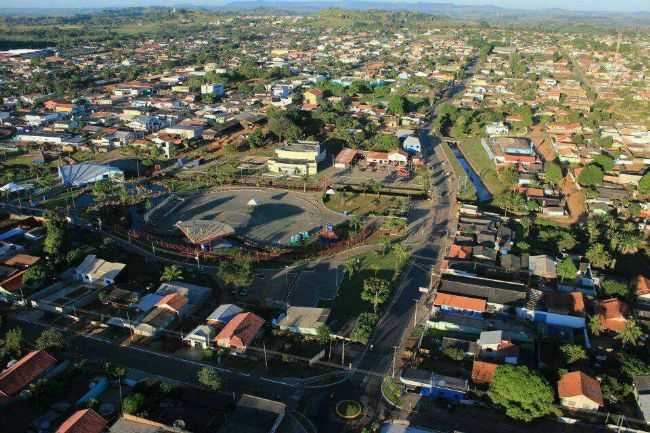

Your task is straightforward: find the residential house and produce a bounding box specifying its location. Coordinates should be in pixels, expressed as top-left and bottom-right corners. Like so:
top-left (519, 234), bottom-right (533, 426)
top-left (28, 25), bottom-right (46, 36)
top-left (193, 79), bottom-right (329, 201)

top-left (437, 273), bottom-right (528, 312)
top-left (400, 368), bottom-right (468, 401)
top-left (303, 88), bottom-right (324, 106)
top-left (557, 371), bottom-right (604, 411)
top-left (335, 148), bottom-right (359, 169)
top-left (206, 304), bottom-right (244, 326)
top-left (477, 330), bottom-right (519, 364)
top-left (218, 394), bottom-right (286, 433)
top-left (433, 292), bottom-right (486, 318)
top-left (633, 375), bottom-right (650, 422)
top-left (0, 350), bottom-right (57, 401)
top-left (278, 306), bottom-right (331, 336)
top-left (183, 325), bottom-right (216, 350)
top-left (471, 360), bottom-right (498, 385)
top-left (74, 255), bottom-right (125, 287)
top-left (597, 298), bottom-right (629, 332)
top-left (54, 409), bottom-right (107, 433)
top-left (215, 312), bottom-right (265, 352)
top-left (635, 275), bottom-right (650, 303)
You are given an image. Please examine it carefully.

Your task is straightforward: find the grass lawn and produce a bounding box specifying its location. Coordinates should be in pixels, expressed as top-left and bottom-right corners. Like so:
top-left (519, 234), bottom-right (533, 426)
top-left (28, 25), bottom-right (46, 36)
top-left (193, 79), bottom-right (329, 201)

top-left (457, 138), bottom-right (507, 195)
top-left (324, 249), bottom-right (400, 335)
top-left (323, 192), bottom-right (408, 217)
top-left (440, 142), bottom-right (476, 201)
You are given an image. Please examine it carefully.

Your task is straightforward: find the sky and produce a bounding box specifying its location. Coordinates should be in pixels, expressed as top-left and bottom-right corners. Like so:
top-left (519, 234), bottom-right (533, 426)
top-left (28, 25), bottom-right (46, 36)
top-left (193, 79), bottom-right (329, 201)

top-left (6, 0), bottom-right (650, 13)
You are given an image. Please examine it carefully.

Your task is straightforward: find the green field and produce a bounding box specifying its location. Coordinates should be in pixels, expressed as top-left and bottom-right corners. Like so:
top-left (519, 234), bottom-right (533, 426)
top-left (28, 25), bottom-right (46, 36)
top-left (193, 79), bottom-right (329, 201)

top-left (457, 138), bottom-right (506, 195)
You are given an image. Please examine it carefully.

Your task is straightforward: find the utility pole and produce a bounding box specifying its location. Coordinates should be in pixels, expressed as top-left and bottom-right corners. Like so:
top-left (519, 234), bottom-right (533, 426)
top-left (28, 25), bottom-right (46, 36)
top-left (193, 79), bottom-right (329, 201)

top-left (263, 341), bottom-right (268, 369)
top-left (392, 346), bottom-right (398, 378)
top-left (341, 340), bottom-right (345, 367)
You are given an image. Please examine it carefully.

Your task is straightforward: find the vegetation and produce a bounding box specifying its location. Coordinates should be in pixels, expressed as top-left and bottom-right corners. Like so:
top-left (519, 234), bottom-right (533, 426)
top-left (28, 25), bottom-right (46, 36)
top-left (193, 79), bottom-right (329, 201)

top-left (350, 313), bottom-right (379, 345)
top-left (217, 258), bottom-right (254, 288)
top-left (197, 367), bottom-right (224, 391)
top-left (488, 365), bottom-right (557, 422)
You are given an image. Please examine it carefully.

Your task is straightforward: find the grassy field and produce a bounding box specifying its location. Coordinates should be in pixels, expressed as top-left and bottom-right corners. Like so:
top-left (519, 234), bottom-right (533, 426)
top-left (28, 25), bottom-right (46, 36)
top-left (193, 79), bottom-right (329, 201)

top-left (440, 142), bottom-right (477, 201)
top-left (457, 138), bottom-right (507, 196)
top-left (324, 249), bottom-right (401, 336)
top-left (323, 192), bottom-right (408, 217)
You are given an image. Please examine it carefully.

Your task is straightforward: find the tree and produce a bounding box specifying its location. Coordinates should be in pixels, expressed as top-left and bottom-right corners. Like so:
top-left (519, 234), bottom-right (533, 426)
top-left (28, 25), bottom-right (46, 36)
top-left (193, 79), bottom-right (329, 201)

top-left (560, 344), bottom-right (587, 365)
top-left (639, 172), bottom-right (650, 196)
top-left (498, 166), bottom-right (519, 190)
top-left (616, 320), bottom-right (643, 346)
top-left (198, 367), bottom-right (223, 391)
top-left (577, 164), bottom-right (604, 187)
top-left (361, 278), bottom-right (391, 313)
top-left (557, 232), bottom-right (576, 253)
top-left (122, 393), bottom-right (145, 414)
top-left (392, 244), bottom-right (409, 273)
top-left (488, 365), bottom-right (556, 422)
top-left (585, 243), bottom-right (612, 269)
top-left (349, 215), bottom-right (362, 233)
top-left (344, 258), bottom-right (360, 280)
top-left (43, 213), bottom-right (66, 259)
top-left (3, 327), bottom-right (22, 357)
top-left (379, 236), bottom-right (391, 256)
top-left (22, 264), bottom-right (46, 290)
top-left (601, 375), bottom-right (633, 405)
top-left (493, 191), bottom-right (526, 217)
top-left (217, 258), bottom-right (254, 288)
top-left (36, 329), bottom-right (65, 351)
top-left (593, 154), bottom-right (614, 173)
top-left (350, 313), bottom-right (378, 344)
top-left (442, 347), bottom-right (465, 361)
top-left (589, 315), bottom-right (604, 336)
top-left (160, 265), bottom-right (183, 282)
top-left (247, 129), bottom-right (265, 148)
top-left (601, 279), bottom-right (628, 298)
top-left (316, 325), bottom-right (331, 345)
top-left (544, 161), bottom-right (563, 186)
top-left (556, 257), bottom-right (578, 282)
top-left (387, 95), bottom-right (406, 116)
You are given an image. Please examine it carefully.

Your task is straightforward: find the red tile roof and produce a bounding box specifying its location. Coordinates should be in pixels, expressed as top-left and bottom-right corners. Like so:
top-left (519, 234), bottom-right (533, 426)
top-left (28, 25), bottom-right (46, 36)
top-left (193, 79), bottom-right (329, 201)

top-left (215, 312), bottom-right (265, 351)
top-left (155, 293), bottom-right (188, 313)
top-left (471, 361), bottom-right (498, 384)
top-left (55, 409), bottom-right (107, 433)
top-left (448, 244), bottom-right (472, 259)
top-left (434, 292), bottom-right (486, 313)
top-left (0, 350), bottom-right (57, 400)
top-left (597, 298), bottom-right (629, 332)
top-left (636, 275), bottom-right (650, 296)
top-left (558, 371), bottom-right (604, 407)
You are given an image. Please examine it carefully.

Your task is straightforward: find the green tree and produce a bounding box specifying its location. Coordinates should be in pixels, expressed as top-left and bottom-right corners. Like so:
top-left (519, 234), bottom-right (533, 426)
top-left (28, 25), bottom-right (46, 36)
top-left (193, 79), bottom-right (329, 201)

top-left (639, 172), bottom-right (650, 196)
top-left (616, 320), bottom-right (643, 346)
top-left (577, 164), bottom-right (604, 187)
top-left (217, 258), bottom-right (254, 288)
top-left (43, 214), bottom-right (66, 259)
top-left (122, 393), bottom-right (144, 414)
top-left (22, 264), bottom-right (46, 290)
top-left (392, 244), bottom-right (409, 273)
top-left (594, 154), bottom-right (614, 173)
top-left (556, 257), bottom-right (578, 282)
top-left (316, 325), bottom-right (331, 345)
top-left (361, 278), bottom-right (391, 313)
top-left (601, 375), bottom-right (633, 405)
top-left (544, 161), bottom-right (563, 186)
top-left (557, 232), bottom-right (576, 253)
top-left (560, 344), bottom-right (587, 365)
top-left (3, 327), bottom-right (23, 357)
top-left (601, 279), bottom-right (628, 298)
top-left (247, 129), bottom-right (265, 148)
top-left (585, 243), bottom-right (612, 269)
top-left (350, 313), bottom-right (378, 344)
top-left (387, 95), bottom-right (407, 115)
top-left (160, 265), bottom-right (183, 282)
top-left (488, 365), bottom-right (556, 422)
top-left (198, 367), bottom-right (223, 391)
top-left (344, 257), bottom-right (361, 280)
top-left (35, 329), bottom-right (65, 351)
top-left (589, 315), bottom-right (604, 336)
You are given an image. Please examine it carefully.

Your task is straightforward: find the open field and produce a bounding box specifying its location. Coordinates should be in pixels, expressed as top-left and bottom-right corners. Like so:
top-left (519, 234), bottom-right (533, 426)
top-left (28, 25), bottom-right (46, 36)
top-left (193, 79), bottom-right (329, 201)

top-left (154, 188), bottom-right (347, 246)
top-left (323, 191), bottom-right (409, 217)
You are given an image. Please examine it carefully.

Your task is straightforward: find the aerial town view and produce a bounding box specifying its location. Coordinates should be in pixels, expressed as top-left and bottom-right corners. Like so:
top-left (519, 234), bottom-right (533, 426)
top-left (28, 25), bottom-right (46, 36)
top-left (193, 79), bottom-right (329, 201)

top-left (2, 1), bottom-right (650, 432)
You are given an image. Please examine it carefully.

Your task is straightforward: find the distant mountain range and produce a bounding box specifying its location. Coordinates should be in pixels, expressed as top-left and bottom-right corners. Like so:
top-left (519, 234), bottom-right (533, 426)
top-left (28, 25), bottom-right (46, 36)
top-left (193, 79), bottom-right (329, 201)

top-left (1, 1), bottom-right (650, 26)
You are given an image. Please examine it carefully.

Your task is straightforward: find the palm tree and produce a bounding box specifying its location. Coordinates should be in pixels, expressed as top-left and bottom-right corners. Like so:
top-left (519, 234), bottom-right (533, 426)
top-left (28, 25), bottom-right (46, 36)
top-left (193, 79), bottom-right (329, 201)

top-left (343, 258), bottom-right (360, 280)
top-left (616, 320), bottom-right (644, 346)
top-left (392, 244), bottom-right (409, 272)
top-left (160, 265), bottom-right (183, 282)
top-left (349, 215), bottom-right (362, 233)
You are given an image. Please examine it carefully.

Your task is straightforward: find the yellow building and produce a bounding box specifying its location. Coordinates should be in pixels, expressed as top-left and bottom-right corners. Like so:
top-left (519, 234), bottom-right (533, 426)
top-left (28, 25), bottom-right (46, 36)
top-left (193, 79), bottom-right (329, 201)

top-left (267, 140), bottom-right (326, 176)
top-left (303, 88), bottom-right (324, 106)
